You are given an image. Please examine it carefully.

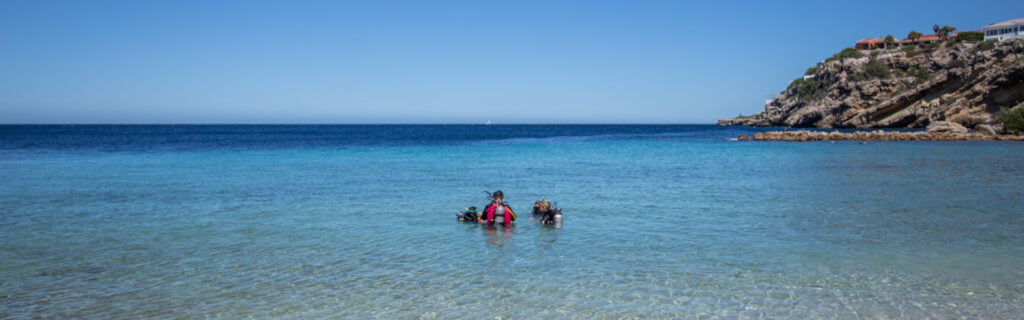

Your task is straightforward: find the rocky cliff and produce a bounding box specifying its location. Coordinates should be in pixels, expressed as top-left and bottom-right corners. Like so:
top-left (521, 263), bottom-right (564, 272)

top-left (719, 40), bottom-right (1024, 132)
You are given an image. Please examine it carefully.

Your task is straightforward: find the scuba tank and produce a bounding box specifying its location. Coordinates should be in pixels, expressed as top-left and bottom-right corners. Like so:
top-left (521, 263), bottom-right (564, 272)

top-left (492, 202), bottom-right (506, 224)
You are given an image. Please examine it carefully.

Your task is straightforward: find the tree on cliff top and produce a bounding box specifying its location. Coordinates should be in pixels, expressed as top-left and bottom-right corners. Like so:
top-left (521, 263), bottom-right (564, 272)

top-left (884, 35), bottom-right (897, 49)
top-left (907, 31), bottom-right (923, 42)
top-left (933, 25), bottom-right (957, 41)
top-left (942, 26), bottom-right (957, 40)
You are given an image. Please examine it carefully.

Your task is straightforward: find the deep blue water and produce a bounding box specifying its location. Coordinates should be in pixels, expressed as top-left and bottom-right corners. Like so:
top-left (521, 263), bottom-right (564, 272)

top-left (1, 125), bottom-right (1023, 319)
top-left (0, 124), bottom-right (764, 151)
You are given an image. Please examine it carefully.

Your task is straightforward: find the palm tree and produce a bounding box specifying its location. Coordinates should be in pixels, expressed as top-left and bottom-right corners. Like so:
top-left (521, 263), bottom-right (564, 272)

top-left (884, 35), bottom-right (897, 49)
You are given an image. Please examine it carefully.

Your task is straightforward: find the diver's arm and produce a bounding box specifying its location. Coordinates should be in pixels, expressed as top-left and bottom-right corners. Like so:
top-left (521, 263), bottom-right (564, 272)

top-left (479, 204), bottom-right (490, 222)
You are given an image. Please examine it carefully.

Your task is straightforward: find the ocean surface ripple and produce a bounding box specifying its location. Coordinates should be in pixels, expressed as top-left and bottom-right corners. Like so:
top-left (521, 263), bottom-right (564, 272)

top-left (1, 125), bottom-right (1022, 319)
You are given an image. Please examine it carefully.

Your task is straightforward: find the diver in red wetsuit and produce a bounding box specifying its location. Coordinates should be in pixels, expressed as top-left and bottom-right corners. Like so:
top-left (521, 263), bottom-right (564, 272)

top-left (481, 190), bottom-right (516, 226)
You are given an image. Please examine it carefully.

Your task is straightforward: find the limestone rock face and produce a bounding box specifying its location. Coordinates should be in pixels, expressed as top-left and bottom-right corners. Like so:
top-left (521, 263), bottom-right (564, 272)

top-left (973, 124), bottom-right (999, 136)
top-left (926, 121), bottom-right (968, 133)
top-left (719, 40), bottom-right (1024, 130)
top-left (737, 130), bottom-right (1024, 141)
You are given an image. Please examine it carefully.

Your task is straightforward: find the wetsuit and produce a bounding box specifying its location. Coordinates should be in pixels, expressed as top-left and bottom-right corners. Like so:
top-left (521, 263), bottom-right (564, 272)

top-left (482, 201), bottom-right (516, 225)
top-left (540, 209), bottom-right (556, 224)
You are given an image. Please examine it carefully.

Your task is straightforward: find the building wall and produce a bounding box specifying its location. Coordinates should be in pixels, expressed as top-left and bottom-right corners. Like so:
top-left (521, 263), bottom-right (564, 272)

top-left (984, 23), bottom-right (1024, 41)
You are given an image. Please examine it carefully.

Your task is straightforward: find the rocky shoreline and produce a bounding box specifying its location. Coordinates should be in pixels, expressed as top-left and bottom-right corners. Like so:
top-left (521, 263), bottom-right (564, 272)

top-left (738, 130), bottom-right (1024, 141)
top-left (718, 40), bottom-right (1024, 131)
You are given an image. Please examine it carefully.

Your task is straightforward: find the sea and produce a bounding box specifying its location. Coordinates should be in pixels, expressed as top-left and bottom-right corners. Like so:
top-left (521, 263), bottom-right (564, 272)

top-left (1, 124), bottom-right (1022, 319)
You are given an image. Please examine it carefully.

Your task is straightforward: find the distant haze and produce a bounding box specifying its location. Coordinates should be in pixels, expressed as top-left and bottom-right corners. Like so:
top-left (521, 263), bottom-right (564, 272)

top-left (1, 0), bottom-right (1021, 124)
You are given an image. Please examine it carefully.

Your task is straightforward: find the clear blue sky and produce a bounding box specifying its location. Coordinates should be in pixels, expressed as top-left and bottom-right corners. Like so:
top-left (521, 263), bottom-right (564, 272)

top-left (1, 0), bottom-right (1021, 124)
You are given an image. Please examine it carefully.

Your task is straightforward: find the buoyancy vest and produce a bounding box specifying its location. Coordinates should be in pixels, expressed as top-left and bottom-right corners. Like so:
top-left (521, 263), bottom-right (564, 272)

top-left (485, 201), bottom-right (516, 225)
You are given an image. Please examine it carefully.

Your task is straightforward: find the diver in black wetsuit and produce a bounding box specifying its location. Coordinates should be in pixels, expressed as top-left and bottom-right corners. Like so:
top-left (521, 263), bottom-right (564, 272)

top-left (532, 199), bottom-right (562, 224)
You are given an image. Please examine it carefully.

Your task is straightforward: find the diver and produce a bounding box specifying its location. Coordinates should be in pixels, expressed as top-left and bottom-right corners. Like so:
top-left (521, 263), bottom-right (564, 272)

top-left (457, 206), bottom-right (479, 221)
top-left (533, 199), bottom-right (562, 224)
top-left (532, 200), bottom-right (552, 215)
top-left (481, 190), bottom-right (516, 226)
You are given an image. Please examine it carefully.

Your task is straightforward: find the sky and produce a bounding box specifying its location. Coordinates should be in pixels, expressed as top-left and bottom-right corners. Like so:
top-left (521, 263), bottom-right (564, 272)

top-left (1, 0), bottom-right (1022, 124)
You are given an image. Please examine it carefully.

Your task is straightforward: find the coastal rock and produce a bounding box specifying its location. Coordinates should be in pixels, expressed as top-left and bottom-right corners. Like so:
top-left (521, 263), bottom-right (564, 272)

top-left (719, 40), bottom-right (1024, 130)
top-left (973, 124), bottom-right (998, 136)
top-left (926, 121), bottom-right (968, 134)
top-left (738, 130), bottom-right (1024, 141)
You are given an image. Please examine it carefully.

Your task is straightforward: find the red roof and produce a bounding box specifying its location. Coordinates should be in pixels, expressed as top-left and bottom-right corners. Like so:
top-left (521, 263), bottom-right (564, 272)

top-left (899, 31), bottom-right (977, 43)
top-left (856, 38), bottom-right (884, 44)
top-left (900, 33), bottom-right (941, 43)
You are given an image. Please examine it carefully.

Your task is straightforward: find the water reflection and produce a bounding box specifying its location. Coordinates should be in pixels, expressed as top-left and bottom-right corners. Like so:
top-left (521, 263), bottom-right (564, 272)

top-left (535, 223), bottom-right (560, 246)
top-left (483, 224), bottom-right (514, 247)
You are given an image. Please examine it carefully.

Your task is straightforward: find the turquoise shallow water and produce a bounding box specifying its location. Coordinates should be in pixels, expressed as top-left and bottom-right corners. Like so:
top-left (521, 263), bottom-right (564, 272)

top-left (1, 125), bottom-right (1023, 319)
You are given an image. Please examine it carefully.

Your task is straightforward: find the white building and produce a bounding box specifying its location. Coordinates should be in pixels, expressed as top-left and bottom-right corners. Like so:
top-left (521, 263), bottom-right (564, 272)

top-left (984, 18), bottom-right (1024, 41)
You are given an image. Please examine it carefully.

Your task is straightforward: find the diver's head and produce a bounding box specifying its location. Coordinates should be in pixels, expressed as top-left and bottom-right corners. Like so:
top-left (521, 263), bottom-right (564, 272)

top-left (492, 190), bottom-right (504, 201)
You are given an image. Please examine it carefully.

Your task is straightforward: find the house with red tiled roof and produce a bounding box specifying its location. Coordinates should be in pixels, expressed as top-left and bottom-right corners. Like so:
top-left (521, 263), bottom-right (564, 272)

top-left (854, 19), bottom-right (1016, 50)
top-left (854, 38), bottom-right (885, 50)
top-left (984, 18), bottom-right (1024, 41)
top-left (909, 33), bottom-right (940, 43)
top-left (855, 31), bottom-right (971, 50)
top-left (900, 33), bottom-right (947, 45)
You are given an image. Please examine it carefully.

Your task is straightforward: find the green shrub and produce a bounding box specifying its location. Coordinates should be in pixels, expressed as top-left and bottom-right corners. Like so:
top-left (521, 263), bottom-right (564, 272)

top-left (976, 40), bottom-right (996, 51)
top-left (949, 59), bottom-right (967, 68)
top-left (805, 66), bottom-right (820, 75)
top-left (1005, 105), bottom-right (1024, 133)
top-left (787, 77), bottom-right (824, 101)
top-left (826, 48), bottom-right (864, 62)
top-left (864, 60), bottom-right (891, 78)
top-left (956, 31), bottom-right (984, 42)
top-left (787, 77), bottom-right (811, 90)
top-left (902, 45), bottom-right (921, 57)
top-left (907, 65), bottom-right (932, 82)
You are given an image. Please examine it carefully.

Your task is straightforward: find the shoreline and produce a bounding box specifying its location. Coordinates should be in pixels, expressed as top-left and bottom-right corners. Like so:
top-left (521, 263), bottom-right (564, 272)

top-left (738, 130), bottom-right (1024, 141)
